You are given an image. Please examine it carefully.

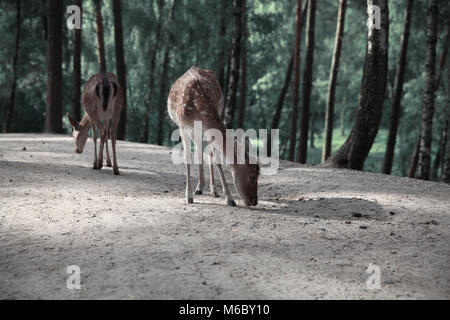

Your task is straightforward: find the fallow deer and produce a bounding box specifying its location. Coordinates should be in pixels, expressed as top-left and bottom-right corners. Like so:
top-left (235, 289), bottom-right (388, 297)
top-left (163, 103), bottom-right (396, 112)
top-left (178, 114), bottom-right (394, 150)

top-left (67, 72), bottom-right (123, 175)
top-left (168, 66), bottom-right (259, 207)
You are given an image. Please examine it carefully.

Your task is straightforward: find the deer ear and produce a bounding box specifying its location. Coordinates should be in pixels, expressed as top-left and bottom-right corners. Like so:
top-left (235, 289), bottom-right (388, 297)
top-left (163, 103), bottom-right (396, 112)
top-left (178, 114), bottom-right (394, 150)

top-left (67, 113), bottom-right (79, 130)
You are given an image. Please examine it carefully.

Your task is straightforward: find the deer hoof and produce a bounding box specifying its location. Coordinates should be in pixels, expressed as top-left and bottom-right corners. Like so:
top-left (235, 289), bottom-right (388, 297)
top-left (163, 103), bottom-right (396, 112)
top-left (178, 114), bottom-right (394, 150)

top-left (188, 198), bottom-right (193, 204)
top-left (227, 200), bottom-right (236, 207)
top-left (113, 170), bottom-right (120, 175)
top-left (106, 161), bottom-right (112, 167)
top-left (97, 163), bottom-right (103, 170)
top-left (212, 191), bottom-right (219, 197)
top-left (93, 162), bottom-right (99, 170)
top-left (195, 189), bottom-right (203, 195)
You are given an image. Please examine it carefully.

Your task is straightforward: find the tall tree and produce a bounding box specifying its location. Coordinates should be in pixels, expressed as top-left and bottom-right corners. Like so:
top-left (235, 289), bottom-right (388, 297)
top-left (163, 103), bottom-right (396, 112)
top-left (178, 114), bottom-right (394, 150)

top-left (324, 0), bottom-right (389, 170)
top-left (217, 0), bottom-right (227, 90)
top-left (417, 0), bottom-right (439, 180)
top-left (408, 19), bottom-right (449, 178)
top-left (223, 0), bottom-right (243, 129)
top-left (288, 0), bottom-right (303, 161)
top-left (113, 0), bottom-right (128, 140)
top-left (382, 0), bottom-right (413, 175)
top-left (72, 0), bottom-right (82, 122)
top-left (270, 0), bottom-right (308, 133)
top-left (237, 0), bottom-right (247, 129)
top-left (431, 120), bottom-right (448, 180)
top-left (296, 0), bottom-right (316, 163)
top-left (156, 0), bottom-right (177, 145)
top-left (45, 0), bottom-right (63, 133)
top-left (321, 0), bottom-right (347, 162)
top-left (442, 65), bottom-right (450, 183)
top-left (94, 0), bottom-right (107, 73)
top-left (142, 0), bottom-right (165, 143)
top-left (3, 0), bottom-right (21, 133)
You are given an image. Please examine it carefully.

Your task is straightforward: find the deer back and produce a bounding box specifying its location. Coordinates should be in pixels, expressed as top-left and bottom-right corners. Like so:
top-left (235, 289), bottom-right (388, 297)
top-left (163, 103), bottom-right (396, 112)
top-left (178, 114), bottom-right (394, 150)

top-left (168, 66), bottom-right (224, 128)
top-left (82, 73), bottom-right (123, 121)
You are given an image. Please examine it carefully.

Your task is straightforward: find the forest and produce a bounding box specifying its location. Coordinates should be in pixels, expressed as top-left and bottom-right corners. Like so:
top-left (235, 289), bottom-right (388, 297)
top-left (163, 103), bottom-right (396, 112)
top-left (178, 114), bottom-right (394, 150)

top-left (0, 0), bottom-right (449, 181)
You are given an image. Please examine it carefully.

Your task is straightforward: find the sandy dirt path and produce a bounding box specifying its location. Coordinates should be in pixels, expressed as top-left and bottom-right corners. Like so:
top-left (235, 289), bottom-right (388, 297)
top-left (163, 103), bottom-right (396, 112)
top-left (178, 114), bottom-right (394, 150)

top-left (0, 133), bottom-right (449, 299)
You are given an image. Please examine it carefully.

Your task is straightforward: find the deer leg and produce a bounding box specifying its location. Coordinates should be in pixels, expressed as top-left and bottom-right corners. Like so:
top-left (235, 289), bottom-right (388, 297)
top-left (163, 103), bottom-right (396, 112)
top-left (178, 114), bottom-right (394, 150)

top-left (194, 142), bottom-right (205, 195)
top-left (181, 129), bottom-right (193, 204)
top-left (208, 151), bottom-right (219, 197)
top-left (95, 121), bottom-right (106, 170)
top-left (216, 163), bottom-right (236, 206)
top-left (105, 120), bottom-right (112, 167)
top-left (111, 122), bottom-right (119, 175)
top-left (91, 122), bottom-right (99, 170)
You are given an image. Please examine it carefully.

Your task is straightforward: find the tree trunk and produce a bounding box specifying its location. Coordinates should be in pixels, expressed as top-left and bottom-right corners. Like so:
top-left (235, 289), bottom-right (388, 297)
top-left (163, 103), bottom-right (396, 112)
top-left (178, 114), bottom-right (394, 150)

top-left (324, 0), bottom-right (389, 170)
top-left (95, 0), bottom-right (107, 73)
top-left (113, 0), bottom-right (128, 140)
top-left (45, 0), bottom-right (63, 133)
top-left (217, 0), bottom-right (227, 90)
top-left (407, 138), bottom-right (420, 178)
top-left (417, 0), bottom-right (439, 180)
top-left (310, 113), bottom-right (315, 149)
top-left (270, 0), bottom-right (308, 134)
top-left (142, 0), bottom-right (165, 143)
top-left (435, 21), bottom-right (450, 91)
top-left (71, 0), bottom-right (82, 122)
top-left (409, 15), bottom-right (448, 178)
top-left (236, 0), bottom-right (247, 129)
top-left (156, 0), bottom-right (177, 146)
top-left (296, 0), bottom-right (316, 163)
top-left (382, 0), bottom-right (413, 175)
top-left (223, 0), bottom-right (243, 129)
top-left (431, 121), bottom-right (448, 180)
top-left (4, 0), bottom-right (21, 133)
top-left (322, 0), bottom-right (347, 162)
top-left (443, 124), bottom-right (450, 183)
top-left (441, 60), bottom-right (450, 183)
top-left (288, 0), bottom-right (303, 161)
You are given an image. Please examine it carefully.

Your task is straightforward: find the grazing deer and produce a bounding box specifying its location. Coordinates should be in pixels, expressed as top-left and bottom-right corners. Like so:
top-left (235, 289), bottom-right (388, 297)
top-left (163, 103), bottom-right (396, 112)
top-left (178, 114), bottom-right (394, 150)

top-left (67, 72), bottom-right (123, 175)
top-left (168, 66), bottom-right (259, 207)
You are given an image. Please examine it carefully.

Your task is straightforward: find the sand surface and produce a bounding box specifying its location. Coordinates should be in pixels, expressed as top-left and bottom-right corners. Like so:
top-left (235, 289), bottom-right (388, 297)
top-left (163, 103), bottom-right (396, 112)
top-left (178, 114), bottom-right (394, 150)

top-left (0, 133), bottom-right (449, 299)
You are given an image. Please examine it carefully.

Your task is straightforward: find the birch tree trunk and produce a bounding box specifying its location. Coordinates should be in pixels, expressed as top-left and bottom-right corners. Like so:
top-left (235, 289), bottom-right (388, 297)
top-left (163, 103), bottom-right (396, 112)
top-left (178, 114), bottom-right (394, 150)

top-left (322, 0), bottom-right (347, 162)
top-left (382, 0), bottom-right (413, 175)
top-left (223, 0), bottom-right (243, 129)
top-left (417, 0), bottom-right (439, 180)
top-left (297, 0), bottom-right (316, 163)
top-left (156, 0), bottom-right (177, 145)
top-left (288, 0), bottom-right (303, 161)
top-left (237, 0), bottom-right (247, 129)
top-left (142, 0), bottom-right (165, 143)
top-left (4, 0), bottom-right (21, 133)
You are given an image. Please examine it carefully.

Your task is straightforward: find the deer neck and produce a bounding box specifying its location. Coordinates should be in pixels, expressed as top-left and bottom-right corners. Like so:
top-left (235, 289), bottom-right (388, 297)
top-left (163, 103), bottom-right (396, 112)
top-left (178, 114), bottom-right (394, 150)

top-left (78, 113), bottom-right (91, 143)
top-left (202, 119), bottom-right (237, 168)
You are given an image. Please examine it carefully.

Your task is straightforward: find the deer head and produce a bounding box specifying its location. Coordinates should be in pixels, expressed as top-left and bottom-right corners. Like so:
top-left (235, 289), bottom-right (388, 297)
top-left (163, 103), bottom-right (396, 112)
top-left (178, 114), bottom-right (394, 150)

top-left (67, 113), bottom-right (90, 154)
top-left (230, 137), bottom-right (260, 207)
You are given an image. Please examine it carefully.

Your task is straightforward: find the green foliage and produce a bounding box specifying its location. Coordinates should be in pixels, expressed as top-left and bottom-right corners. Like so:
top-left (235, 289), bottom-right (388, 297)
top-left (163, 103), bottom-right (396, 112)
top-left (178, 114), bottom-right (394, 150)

top-left (0, 0), bottom-right (449, 178)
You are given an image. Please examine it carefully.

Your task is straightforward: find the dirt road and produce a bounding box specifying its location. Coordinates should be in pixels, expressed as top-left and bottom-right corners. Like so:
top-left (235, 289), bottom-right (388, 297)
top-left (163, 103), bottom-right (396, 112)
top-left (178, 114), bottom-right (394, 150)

top-left (0, 134), bottom-right (449, 299)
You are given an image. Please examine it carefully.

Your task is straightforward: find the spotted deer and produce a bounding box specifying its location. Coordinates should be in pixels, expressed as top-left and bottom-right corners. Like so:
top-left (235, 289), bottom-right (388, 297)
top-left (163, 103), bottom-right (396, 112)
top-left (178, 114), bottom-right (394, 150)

top-left (168, 66), bottom-right (259, 207)
top-left (67, 72), bottom-right (123, 175)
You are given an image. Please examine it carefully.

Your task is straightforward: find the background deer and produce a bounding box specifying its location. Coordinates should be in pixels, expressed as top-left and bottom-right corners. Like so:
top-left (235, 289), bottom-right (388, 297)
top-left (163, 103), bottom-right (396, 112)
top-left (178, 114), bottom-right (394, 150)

top-left (168, 66), bottom-right (259, 207)
top-left (67, 72), bottom-right (123, 175)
